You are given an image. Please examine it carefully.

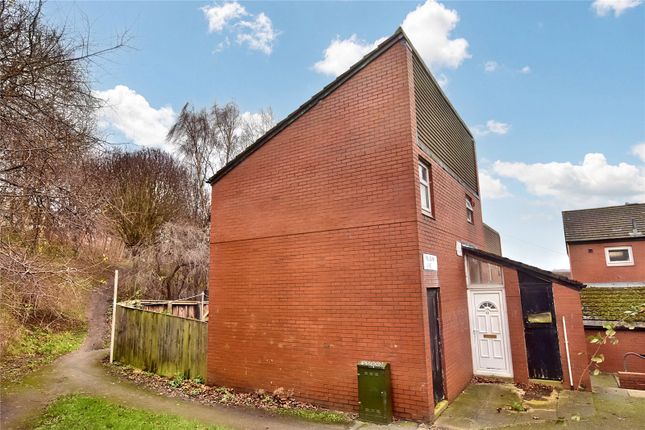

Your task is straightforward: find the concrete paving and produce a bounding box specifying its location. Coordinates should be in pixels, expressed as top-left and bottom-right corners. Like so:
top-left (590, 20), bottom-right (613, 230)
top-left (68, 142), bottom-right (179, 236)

top-left (433, 375), bottom-right (645, 430)
top-left (434, 383), bottom-right (561, 429)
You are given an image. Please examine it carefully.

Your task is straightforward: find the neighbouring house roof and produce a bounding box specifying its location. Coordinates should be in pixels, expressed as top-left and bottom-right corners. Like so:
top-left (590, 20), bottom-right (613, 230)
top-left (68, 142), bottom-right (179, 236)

top-left (207, 27), bottom-right (472, 185)
top-left (562, 203), bottom-right (645, 243)
top-left (462, 246), bottom-right (585, 290)
top-left (581, 286), bottom-right (645, 325)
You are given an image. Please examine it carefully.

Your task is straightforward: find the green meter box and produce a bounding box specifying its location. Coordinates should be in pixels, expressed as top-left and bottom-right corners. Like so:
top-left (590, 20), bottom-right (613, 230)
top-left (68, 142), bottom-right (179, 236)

top-left (357, 361), bottom-right (393, 424)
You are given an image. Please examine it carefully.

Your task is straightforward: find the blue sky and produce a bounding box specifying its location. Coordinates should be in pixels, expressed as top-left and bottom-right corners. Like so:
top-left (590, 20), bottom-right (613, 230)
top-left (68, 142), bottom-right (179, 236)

top-left (47, 1), bottom-right (644, 270)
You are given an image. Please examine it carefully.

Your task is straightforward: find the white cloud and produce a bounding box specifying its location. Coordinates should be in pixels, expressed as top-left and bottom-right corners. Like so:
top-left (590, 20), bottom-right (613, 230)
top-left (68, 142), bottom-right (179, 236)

top-left (472, 120), bottom-right (511, 137)
top-left (313, 35), bottom-right (387, 76)
top-left (479, 171), bottom-right (510, 199)
top-left (486, 120), bottom-right (510, 135)
top-left (485, 62), bottom-right (531, 75)
top-left (484, 61), bottom-right (498, 72)
top-left (202, 2), bottom-right (278, 55)
top-left (592, 0), bottom-right (643, 16)
top-left (493, 153), bottom-right (645, 207)
top-left (435, 73), bottom-right (449, 88)
top-left (401, 0), bottom-right (470, 69)
top-left (313, 0), bottom-right (469, 77)
top-left (632, 142), bottom-right (645, 162)
top-left (215, 37), bottom-right (231, 53)
top-left (202, 2), bottom-right (247, 32)
top-left (94, 85), bottom-right (176, 151)
top-left (236, 13), bottom-right (278, 55)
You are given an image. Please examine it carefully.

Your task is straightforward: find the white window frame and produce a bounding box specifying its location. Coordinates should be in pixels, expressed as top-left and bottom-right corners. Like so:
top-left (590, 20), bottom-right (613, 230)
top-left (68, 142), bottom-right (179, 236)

top-left (466, 196), bottom-right (474, 224)
top-left (419, 161), bottom-right (432, 215)
top-left (604, 246), bottom-right (634, 266)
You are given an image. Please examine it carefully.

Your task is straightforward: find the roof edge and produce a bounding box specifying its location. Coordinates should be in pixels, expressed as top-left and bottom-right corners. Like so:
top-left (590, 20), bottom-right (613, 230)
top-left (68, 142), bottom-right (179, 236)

top-left (583, 319), bottom-right (645, 330)
top-left (562, 202), bottom-right (645, 214)
top-left (565, 236), bottom-right (645, 244)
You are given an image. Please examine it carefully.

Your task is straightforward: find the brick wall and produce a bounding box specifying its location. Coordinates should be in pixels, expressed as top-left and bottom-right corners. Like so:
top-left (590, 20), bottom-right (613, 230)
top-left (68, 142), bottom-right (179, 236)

top-left (568, 240), bottom-right (645, 283)
top-left (584, 329), bottom-right (645, 373)
top-left (209, 41), bottom-right (435, 420)
top-left (413, 153), bottom-right (485, 402)
top-left (502, 268), bottom-right (529, 384)
top-left (617, 371), bottom-right (645, 390)
top-left (553, 283), bottom-right (591, 390)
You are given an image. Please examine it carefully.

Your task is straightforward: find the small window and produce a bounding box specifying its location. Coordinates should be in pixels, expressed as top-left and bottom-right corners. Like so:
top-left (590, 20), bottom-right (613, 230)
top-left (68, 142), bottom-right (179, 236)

top-left (418, 161), bottom-right (432, 215)
top-left (466, 256), bottom-right (503, 286)
top-left (604, 246), bottom-right (634, 266)
top-left (466, 195), bottom-right (474, 224)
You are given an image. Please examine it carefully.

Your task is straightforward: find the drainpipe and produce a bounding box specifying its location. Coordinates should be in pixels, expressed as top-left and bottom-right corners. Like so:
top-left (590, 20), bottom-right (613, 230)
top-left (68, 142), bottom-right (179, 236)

top-left (562, 316), bottom-right (574, 389)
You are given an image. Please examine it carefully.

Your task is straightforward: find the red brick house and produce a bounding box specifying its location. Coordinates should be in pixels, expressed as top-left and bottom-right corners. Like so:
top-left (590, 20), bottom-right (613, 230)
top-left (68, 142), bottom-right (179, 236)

top-left (562, 203), bottom-right (645, 374)
top-left (207, 28), bottom-right (590, 421)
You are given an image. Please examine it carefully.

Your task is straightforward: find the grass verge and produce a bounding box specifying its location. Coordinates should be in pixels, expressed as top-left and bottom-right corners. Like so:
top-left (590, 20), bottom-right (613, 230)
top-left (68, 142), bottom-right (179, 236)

top-left (0, 328), bottom-right (86, 384)
top-left (35, 394), bottom-right (229, 430)
top-left (274, 407), bottom-right (352, 425)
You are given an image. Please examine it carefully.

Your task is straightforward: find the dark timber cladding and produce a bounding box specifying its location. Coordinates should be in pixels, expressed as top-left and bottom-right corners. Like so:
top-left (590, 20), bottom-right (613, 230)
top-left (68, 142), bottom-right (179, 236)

top-left (413, 56), bottom-right (478, 194)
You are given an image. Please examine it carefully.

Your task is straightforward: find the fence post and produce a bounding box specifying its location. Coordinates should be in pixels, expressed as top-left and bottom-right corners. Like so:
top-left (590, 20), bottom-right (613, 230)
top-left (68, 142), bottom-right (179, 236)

top-left (200, 291), bottom-right (205, 321)
top-left (109, 269), bottom-right (119, 363)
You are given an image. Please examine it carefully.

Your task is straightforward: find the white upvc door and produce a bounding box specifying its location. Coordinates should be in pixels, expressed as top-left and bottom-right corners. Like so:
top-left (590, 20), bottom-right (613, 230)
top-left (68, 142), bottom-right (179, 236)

top-left (468, 289), bottom-right (513, 377)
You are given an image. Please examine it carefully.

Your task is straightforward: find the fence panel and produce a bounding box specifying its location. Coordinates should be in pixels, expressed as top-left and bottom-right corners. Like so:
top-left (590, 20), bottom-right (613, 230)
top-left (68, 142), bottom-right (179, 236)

top-left (113, 304), bottom-right (207, 379)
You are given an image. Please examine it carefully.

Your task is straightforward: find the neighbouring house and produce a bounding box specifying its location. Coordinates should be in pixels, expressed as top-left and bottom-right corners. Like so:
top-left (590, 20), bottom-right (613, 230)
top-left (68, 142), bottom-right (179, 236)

top-left (562, 203), bottom-right (645, 374)
top-left (207, 28), bottom-right (590, 421)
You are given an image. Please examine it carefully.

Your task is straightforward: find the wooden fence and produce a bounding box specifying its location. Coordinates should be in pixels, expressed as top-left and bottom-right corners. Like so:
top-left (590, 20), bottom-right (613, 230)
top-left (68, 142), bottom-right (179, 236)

top-left (113, 303), bottom-right (207, 379)
top-left (136, 300), bottom-right (209, 321)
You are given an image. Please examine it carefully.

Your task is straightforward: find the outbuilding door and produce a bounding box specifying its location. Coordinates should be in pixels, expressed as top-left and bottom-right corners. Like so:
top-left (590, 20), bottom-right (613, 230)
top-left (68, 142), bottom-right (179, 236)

top-left (519, 272), bottom-right (563, 380)
top-left (426, 289), bottom-right (445, 404)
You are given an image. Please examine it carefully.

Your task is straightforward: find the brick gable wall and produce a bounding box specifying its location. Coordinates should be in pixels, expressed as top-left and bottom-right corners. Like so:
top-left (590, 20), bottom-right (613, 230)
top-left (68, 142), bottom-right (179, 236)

top-left (208, 41), bottom-right (435, 419)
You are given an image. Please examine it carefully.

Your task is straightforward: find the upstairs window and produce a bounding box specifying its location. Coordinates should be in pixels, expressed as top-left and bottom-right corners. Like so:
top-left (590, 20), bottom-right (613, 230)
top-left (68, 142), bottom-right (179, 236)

top-left (466, 195), bottom-right (474, 224)
top-left (419, 161), bottom-right (433, 215)
top-left (604, 246), bottom-right (634, 266)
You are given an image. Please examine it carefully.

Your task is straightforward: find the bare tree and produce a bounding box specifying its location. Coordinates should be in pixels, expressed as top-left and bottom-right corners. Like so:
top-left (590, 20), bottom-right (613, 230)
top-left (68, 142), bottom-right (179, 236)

top-left (97, 149), bottom-right (192, 252)
top-left (0, 0), bottom-right (126, 347)
top-left (0, 0), bottom-right (126, 247)
top-left (240, 107), bottom-right (274, 147)
top-left (123, 222), bottom-right (209, 300)
top-left (166, 103), bottom-right (215, 224)
top-left (213, 101), bottom-right (243, 166)
top-left (213, 102), bottom-right (274, 165)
